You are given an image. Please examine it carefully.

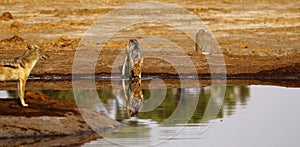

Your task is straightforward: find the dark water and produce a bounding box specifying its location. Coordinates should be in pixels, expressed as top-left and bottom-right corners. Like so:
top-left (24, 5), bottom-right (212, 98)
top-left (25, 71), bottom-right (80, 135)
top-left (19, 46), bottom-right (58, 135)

top-left (0, 86), bottom-right (299, 147)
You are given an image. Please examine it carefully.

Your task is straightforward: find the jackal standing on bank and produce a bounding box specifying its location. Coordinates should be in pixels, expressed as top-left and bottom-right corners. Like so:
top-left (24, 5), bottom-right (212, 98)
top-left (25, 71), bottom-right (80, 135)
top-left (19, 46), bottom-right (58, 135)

top-left (0, 44), bottom-right (47, 106)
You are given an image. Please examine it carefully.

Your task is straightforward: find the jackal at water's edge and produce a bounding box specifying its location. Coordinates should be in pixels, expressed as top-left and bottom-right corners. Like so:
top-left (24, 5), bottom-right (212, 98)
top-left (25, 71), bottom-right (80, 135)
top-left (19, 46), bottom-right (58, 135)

top-left (0, 44), bottom-right (48, 106)
top-left (121, 39), bottom-right (144, 117)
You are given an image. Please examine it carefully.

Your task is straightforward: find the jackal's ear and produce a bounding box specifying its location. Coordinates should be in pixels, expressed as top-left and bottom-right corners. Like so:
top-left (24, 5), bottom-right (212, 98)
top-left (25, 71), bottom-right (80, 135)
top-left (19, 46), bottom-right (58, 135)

top-left (27, 44), bottom-right (34, 50)
top-left (129, 39), bottom-right (136, 43)
top-left (27, 44), bottom-right (39, 50)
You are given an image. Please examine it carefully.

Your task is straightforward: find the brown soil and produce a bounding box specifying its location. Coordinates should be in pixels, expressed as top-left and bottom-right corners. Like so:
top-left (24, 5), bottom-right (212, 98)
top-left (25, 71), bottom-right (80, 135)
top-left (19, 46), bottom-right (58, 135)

top-left (0, 0), bottom-right (299, 88)
top-left (0, 35), bottom-right (24, 43)
top-left (0, 0), bottom-right (299, 145)
top-left (0, 91), bottom-right (120, 145)
top-left (0, 12), bottom-right (13, 21)
top-left (0, 92), bottom-right (79, 117)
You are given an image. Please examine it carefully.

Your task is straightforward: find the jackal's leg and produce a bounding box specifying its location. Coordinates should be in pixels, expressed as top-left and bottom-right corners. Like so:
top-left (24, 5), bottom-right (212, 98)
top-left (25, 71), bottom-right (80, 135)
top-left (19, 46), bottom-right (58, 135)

top-left (18, 79), bottom-right (28, 107)
top-left (122, 55), bottom-right (128, 78)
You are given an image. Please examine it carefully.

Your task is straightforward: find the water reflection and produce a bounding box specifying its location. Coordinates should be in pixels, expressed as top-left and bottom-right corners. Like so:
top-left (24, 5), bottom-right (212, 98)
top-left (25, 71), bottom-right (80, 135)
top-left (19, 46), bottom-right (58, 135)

top-left (137, 86), bottom-right (249, 123)
top-left (93, 85), bottom-right (250, 146)
top-left (122, 78), bottom-right (144, 117)
top-left (0, 85), bottom-right (250, 146)
top-left (0, 90), bottom-right (18, 99)
top-left (1, 85), bottom-right (250, 121)
top-left (38, 85), bottom-right (250, 123)
top-left (223, 86), bottom-right (250, 116)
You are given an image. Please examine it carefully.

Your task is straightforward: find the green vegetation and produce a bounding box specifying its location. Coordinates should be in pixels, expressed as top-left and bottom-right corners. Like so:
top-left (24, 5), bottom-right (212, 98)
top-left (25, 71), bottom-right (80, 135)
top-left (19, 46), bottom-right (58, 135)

top-left (38, 86), bottom-right (250, 124)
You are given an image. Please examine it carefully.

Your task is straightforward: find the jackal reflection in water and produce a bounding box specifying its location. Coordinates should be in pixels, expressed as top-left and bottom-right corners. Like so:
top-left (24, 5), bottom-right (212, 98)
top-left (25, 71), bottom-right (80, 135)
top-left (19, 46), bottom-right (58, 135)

top-left (122, 77), bottom-right (144, 117)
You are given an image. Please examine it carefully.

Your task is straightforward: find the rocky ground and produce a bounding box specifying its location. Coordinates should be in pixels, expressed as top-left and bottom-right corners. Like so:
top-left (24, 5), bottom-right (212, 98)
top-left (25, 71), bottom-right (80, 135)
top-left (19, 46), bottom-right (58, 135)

top-left (0, 0), bottom-right (299, 145)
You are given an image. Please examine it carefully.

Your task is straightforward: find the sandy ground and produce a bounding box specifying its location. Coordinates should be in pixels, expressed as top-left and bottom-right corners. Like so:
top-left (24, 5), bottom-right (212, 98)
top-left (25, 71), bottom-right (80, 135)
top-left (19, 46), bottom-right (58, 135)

top-left (0, 0), bottom-right (299, 143)
top-left (0, 0), bottom-right (299, 88)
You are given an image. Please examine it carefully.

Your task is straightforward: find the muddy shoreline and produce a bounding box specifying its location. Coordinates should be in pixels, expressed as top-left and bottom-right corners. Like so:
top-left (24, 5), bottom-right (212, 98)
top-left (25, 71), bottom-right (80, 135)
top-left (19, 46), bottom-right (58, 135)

top-left (0, 92), bottom-right (120, 146)
top-left (0, 0), bottom-right (299, 145)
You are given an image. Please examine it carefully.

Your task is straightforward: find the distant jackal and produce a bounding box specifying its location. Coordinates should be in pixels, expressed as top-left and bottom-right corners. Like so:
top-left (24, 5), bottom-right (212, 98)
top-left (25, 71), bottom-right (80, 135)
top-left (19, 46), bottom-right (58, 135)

top-left (122, 39), bottom-right (143, 81)
top-left (0, 44), bottom-right (47, 106)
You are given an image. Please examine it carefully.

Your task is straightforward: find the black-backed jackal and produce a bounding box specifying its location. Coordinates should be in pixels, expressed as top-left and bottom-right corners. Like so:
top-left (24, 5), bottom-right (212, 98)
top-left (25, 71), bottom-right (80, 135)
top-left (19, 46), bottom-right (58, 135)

top-left (0, 44), bottom-right (47, 106)
top-left (122, 39), bottom-right (143, 81)
top-left (121, 39), bottom-right (144, 117)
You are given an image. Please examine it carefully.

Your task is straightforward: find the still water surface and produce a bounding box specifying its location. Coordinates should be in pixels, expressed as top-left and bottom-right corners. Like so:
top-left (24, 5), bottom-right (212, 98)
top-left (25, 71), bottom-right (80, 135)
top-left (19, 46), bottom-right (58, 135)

top-left (0, 86), bottom-right (299, 147)
top-left (83, 86), bottom-right (300, 147)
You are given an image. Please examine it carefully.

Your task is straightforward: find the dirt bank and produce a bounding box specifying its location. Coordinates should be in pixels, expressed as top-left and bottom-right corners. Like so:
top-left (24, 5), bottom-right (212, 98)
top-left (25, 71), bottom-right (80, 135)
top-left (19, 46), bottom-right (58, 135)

top-left (0, 0), bottom-right (299, 144)
top-left (0, 92), bottom-right (120, 145)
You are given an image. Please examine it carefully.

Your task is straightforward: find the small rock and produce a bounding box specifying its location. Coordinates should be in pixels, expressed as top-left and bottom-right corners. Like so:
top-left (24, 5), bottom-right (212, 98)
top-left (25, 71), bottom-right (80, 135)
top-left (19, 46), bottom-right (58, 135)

top-left (25, 91), bottom-right (53, 101)
top-left (11, 21), bottom-right (24, 29)
top-left (240, 42), bottom-right (248, 49)
top-left (1, 12), bottom-right (13, 21)
top-left (52, 36), bottom-right (72, 48)
top-left (0, 35), bottom-right (24, 43)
